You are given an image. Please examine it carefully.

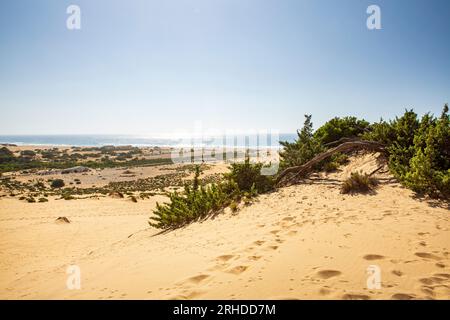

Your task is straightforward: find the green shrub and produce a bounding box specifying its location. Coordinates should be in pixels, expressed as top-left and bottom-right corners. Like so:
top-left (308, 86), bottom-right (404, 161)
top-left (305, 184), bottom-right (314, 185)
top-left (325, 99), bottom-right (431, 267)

top-left (0, 147), bottom-right (15, 164)
top-left (51, 179), bottom-right (65, 188)
top-left (322, 153), bottom-right (349, 172)
top-left (20, 150), bottom-right (36, 157)
top-left (38, 197), bottom-right (48, 203)
top-left (341, 171), bottom-right (378, 194)
top-left (149, 164), bottom-right (262, 229)
top-left (149, 181), bottom-right (238, 229)
top-left (323, 161), bottom-right (340, 172)
top-left (314, 116), bottom-right (370, 145)
top-left (26, 196), bottom-right (36, 203)
top-left (279, 115), bottom-right (324, 170)
top-left (361, 105), bottom-right (449, 198)
top-left (279, 115), bottom-right (358, 174)
top-left (61, 193), bottom-right (75, 200)
top-left (229, 200), bottom-right (238, 212)
top-left (225, 158), bottom-right (274, 193)
top-left (402, 105), bottom-right (450, 197)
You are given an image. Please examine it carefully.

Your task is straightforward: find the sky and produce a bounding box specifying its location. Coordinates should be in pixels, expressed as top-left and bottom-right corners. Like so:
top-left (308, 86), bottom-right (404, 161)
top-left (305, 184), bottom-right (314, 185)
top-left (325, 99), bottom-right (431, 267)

top-left (0, 0), bottom-right (449, 136)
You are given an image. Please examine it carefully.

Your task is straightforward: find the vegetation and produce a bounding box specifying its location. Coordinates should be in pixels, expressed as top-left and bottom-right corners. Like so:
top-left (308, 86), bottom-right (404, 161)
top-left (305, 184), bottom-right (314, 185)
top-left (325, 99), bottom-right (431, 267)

top-left (0, 147), bottom-right (15, 163)
top-left (363, 105), bottom-right (449, 198)
top-left (0, 105), bottom-right (447, 232)
top-left (0, 165), bottom-right (206, 202)
top-left (50, 179), bottom-right (65, 189)
top-left (314, 117), bottom-right (370, 145)
top-left (0, 146), bottom-right (172, 173)
top-left (279, 115), bottom-right (323, 169)
top-left (149, 167), bottom-right (237, 229)
top-left (280, 105), bottom-right (449, 198)
top-left (341, 171), bottom-right (378, 194)
top-left (149, 161), bottom-right (270, 229)
top-left (225, 158), bottom-right (274, 193)
top-left (279, 115), bottom-right (363, 173)
top-left (0, 157), bottom-right (174, 173)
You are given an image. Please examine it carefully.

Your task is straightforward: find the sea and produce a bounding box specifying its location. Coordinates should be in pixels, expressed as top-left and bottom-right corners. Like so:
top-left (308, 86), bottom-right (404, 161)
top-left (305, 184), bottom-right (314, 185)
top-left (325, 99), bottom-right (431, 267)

top-left (0, 134), bottom-right (297, 149)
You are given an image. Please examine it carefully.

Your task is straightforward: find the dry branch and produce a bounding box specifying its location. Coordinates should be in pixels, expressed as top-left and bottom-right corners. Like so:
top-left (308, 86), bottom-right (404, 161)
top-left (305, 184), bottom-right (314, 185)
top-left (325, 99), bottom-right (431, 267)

top-left (276, 140), bottom-right (386, 187)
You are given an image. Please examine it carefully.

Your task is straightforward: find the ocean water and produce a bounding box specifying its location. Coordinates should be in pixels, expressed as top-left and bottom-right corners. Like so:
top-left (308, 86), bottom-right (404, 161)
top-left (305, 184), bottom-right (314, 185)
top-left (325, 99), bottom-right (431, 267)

top-left (0, 134), bottom-right (297, 148)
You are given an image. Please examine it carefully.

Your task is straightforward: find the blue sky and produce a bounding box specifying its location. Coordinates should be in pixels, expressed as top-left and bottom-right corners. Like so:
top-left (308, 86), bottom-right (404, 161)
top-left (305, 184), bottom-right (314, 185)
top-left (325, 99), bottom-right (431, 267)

top-left (1, 0), bottom-right (449, 135)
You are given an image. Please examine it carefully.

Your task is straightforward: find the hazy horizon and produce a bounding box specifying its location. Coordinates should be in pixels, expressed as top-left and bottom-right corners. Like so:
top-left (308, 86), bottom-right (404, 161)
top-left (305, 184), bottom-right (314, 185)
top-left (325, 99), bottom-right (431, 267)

top-left (1, 0), bottom-right (449, 135)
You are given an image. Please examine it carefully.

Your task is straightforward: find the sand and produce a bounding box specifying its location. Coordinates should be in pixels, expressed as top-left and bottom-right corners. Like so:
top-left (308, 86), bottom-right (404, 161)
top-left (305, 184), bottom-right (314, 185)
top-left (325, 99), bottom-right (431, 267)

top-left (0, 153), bottom-right (449, 300)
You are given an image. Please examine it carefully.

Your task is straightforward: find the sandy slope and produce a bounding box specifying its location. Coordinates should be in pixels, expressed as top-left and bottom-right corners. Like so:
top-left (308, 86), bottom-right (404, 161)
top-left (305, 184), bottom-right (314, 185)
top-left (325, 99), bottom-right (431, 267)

top-left (0, 153), bottom-right (449, 299)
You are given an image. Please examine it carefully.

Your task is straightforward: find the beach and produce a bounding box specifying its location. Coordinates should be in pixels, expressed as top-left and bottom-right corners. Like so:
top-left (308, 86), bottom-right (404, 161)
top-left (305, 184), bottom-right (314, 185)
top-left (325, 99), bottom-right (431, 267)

top-left (0, 146), bottom-right (449, 300)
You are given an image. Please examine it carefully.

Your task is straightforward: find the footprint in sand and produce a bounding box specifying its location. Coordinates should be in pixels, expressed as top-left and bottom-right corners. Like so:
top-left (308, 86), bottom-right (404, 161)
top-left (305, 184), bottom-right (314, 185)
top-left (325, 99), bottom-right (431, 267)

top-left (415, 252), bottom-right (441, 260)
top-left (248, 255), bottom-right (262, 261)
top-left (391, 270), bottom-right (404, 277)
top-left (319, 287), bottom-right (332, 296)
top-left (363, 254), bottom-right (385, 261)
top-left (317, 270), bottom-right (342, 279)
top-left (171, 290), bottom-right (205, 300)
top-left (419, 277), bottom-right (444, 285)
top-left (391, 293), bottom-right (415, 300)
top-left (342, 294), bottom-right (370, 300)
top-left (287, 230), bottom-right (298, 236)
top-left (216, 255), bottom-right (235, 262)
top-left (226, 265), bottom-right (249, 275)
top-left (186, 274), bottom-right (210, 284)
top-left (254, 240), bottom-right (265, 246)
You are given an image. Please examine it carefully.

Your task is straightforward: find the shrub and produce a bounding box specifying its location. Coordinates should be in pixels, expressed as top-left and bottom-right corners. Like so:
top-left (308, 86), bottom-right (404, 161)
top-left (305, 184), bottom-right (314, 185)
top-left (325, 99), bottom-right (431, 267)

top-left (225, 158), bottom-right (274, 193)
top-left (26, 196), bottom-right (36, 203)
top-left (361, 105), bottom-right (449, 198)
top-left (279, 115), bottom-right (323, 170)
top-left (279, 115), bottom-right (357, 174)
top-left (38, 197), bottom-right (48, 202)
top-left (50, 179), bottom-right (65, 188)
top-left (314, 116), bottom-right (370, 145)
top-left (322, 153), bottom-right (349, 172)
top-left (229, 201), bottom-right (238, 212)
top-left (323, 161), bottom-right (340, 172)
top-left (341, 171), bottom-right (378, 194)
top-left (0, 147), bottom-right (15, 164)
top-left (61, 193), bottom-right (75, 200)
top-left (149, 163), bottom-right (266, 229)
top-left (149, 180), bottom-right (238, 229)
top-left (20, 150), bottom-right (36, 157)
top-left (402, 105), bottom-right (450, 197)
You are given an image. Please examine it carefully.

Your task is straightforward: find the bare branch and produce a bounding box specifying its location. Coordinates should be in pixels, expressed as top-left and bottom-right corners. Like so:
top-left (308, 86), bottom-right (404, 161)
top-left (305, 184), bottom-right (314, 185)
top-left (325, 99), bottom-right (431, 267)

top-left (276, 140), bottom-right (386, 187)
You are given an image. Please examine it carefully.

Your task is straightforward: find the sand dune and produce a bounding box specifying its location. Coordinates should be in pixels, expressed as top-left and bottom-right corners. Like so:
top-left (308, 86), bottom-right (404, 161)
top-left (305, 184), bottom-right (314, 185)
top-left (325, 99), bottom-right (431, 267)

top-left (0, 153), bottom-right (449, 299)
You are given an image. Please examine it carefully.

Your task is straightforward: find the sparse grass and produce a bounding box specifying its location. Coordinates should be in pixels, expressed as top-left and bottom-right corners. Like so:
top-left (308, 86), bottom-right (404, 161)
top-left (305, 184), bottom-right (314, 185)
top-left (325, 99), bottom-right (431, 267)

top-left (229, 200), bottom-right (238, 212)
top-left (341, 171), bottom-right (378, 194)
